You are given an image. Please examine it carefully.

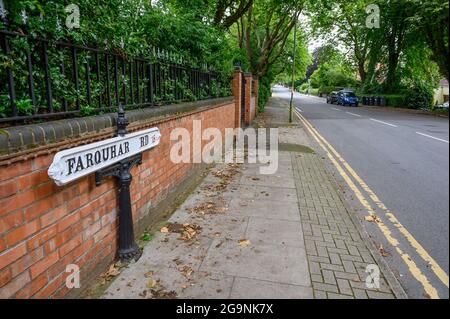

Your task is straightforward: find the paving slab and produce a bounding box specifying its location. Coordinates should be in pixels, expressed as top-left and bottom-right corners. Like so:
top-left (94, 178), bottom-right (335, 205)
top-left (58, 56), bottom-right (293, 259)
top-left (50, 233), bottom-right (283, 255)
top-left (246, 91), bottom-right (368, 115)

top-left (228, 197), bottom-right (301, 222)
top-left (245, 217), bottom-right (305, 248)
top-left (199, 238), bottom-right (310, 287)
top-left (230, 277), bottom-right (313, 299)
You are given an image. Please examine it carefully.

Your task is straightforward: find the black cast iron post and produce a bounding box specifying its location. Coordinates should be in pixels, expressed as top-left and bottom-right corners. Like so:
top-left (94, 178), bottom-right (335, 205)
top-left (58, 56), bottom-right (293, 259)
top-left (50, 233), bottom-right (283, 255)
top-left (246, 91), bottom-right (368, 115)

top-left (95, 104), bottom-right (142, 262)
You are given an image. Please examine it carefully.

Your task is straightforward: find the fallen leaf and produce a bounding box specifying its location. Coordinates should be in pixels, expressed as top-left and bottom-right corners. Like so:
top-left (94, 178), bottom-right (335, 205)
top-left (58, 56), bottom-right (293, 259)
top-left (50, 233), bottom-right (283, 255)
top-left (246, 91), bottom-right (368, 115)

top-left (144, 271), bottom-right (154, 278)
top-left (365, 214), bottom-right (380, 223)
top-left (168, 222), bottom-right (187, 233)
top-left (160, 227), bottom-right (169, 233)
top-left (188, 202), bottom-right (217, 215)
top-left (102, 264), bottom-right (120, 278)
top-left (147, 278), bottom-right (157, 288)
top-left (379, 245), bottom-right (390, 257)
top-left (215, 240), bottom-right (224, 248)
top-left (173, 258), bottom-right (183, 266)
top-left (179, 265), bottom-right (194, 278)
top-left (238, 239), bottom-right (251, 247)
top-left (150, 289), bottom-right (178, 299)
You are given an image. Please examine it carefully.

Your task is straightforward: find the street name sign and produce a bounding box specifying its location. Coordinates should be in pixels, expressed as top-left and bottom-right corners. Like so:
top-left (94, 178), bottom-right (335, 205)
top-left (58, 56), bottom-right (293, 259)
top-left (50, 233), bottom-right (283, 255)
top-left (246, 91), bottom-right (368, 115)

top-left (48, 127), bottom-right (161, 186)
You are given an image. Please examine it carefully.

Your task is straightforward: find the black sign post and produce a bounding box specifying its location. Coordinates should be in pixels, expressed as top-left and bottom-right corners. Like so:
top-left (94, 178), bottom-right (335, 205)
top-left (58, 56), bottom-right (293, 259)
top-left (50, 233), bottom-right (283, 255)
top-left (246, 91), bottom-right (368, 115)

top-left (95, 105), bottom-right (143, 261)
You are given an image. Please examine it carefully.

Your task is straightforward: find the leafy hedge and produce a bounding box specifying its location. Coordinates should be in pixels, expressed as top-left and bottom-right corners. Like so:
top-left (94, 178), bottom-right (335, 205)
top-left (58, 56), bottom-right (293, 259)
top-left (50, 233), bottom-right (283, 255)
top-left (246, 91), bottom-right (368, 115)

top-left (387, 95), bottom-right (408, 108)
top-left (0, 0), bottom-right (236, 120)
top-left (309, 88), bottom-right (319, 96)
top-left (318, 86), bottom-right (335, 95)
top-left (361, 81), bottom-right (434, 109)
top-left (403, 80), bottom-right (434, 109)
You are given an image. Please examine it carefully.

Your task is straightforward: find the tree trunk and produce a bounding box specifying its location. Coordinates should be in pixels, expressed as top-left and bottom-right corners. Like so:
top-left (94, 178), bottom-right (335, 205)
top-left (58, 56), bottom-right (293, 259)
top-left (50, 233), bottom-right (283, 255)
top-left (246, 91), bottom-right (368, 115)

top-left (358, 62), bottom-right (366, 84)
top-left (385, 51), bottom-right (399, 92)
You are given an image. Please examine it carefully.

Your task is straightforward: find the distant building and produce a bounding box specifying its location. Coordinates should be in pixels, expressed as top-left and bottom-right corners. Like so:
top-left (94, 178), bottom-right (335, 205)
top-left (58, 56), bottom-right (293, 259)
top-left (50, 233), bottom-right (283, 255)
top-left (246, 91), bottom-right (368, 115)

top-left (434, 79), bottom-right (449, 105)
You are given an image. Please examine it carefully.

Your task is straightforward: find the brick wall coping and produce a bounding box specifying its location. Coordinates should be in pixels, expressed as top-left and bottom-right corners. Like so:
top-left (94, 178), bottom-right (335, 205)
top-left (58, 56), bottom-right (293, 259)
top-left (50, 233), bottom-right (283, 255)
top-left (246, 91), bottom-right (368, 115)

top-left (0, 97), bottom-right (234, 166)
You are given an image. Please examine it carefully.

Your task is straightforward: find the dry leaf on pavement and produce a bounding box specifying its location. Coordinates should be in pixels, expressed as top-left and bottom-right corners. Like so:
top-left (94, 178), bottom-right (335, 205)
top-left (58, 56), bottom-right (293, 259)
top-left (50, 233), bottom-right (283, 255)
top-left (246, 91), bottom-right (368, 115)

top-left (151, 289), bottom-right (178, 299)
top-left (102, 264), bottom-right (120, 279)
top-left (160, 227), bottom-right (169, 233)
top-left (379, 245), bottom-right (390, 257)
top-left (238, 239), bottom-right (251, 247)
top-left (215, 240), bottom-right (224, 248)
top-left (147, 278), bottom-right (157, 289)
top-left (179, 265), bottom-right (194, 278)
top-left (365, 214), bottom-right (381, 223)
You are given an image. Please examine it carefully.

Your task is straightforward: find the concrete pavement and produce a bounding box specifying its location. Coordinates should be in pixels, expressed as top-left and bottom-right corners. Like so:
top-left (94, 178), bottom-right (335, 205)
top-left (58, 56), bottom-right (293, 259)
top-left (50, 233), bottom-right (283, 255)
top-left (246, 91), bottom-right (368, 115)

top-left (100, 95), bottom-right (398, 299)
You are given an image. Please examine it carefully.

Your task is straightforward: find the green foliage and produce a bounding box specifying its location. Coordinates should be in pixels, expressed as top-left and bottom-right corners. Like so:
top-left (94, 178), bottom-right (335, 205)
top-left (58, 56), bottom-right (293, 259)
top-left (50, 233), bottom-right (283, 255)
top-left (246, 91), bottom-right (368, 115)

top-left (258, 74), bottom-right (274, 111)
top-left (383, 95), bottom-right (407, 108)
top-left (2, 0), bottom-right (237, 70)
top-left (318, 86), bottom-right (334, 95)
top-left (309, 49), bottom-right (358, 93)
top-left (230, 0), bottom-right (311, 111)
top-left (80, 104), bottom-right (95, 116)
top-left (141, 231), bottom-right (154, 242)
top-left (16, 99), bottom-right (34, 116)
top-left (307, 0), bottom-right (447, 108)
top-left (1, 0), bottom-right (237, 120)
top-left (308, 88), bottom-right (319, 96)
top-left (0, 95), bottom-right (9, 117)
top-left (406, 0), bottom-right (449, 77)
top-left (403, 80), bottom-right (435, 109)
top-left (299, 83), bottom-right (309, 91)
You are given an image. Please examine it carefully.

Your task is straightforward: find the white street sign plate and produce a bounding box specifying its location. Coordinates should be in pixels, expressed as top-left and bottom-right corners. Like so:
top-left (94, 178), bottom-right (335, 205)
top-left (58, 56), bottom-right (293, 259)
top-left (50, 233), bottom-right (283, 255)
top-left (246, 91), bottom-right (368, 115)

top-left (48, 128), bottom-right (161, 186)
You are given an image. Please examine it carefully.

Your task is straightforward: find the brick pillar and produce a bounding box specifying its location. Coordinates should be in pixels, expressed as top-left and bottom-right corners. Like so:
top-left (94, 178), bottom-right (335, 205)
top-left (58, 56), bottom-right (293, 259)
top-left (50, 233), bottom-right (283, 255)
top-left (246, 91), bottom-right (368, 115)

top-left (244, 72), bottom-right (253, 125)
top-left (253, 76), bottom-right (259, 114)
top-left (232, 67), bottom-right (243, 128)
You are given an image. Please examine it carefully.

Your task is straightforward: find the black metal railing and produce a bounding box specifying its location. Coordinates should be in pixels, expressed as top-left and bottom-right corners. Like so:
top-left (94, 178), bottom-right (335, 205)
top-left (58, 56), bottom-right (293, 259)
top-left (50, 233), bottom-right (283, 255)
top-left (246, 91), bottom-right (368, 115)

top-left (0, 28), bottom-right (231, 124)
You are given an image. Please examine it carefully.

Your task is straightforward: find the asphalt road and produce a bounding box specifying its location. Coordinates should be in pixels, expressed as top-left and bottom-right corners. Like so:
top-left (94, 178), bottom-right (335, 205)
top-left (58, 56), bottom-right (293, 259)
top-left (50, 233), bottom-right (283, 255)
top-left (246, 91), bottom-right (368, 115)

top-left (273, 86), bottom-right (449, 299)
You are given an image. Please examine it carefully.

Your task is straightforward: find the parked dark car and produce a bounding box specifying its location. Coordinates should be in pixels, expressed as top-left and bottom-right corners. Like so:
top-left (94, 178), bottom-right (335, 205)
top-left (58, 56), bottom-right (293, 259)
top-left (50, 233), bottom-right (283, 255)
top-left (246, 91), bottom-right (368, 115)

top-left (337, 90), bottom-right (359, 107)
top-left (327, 91), bottom-right (339, 104)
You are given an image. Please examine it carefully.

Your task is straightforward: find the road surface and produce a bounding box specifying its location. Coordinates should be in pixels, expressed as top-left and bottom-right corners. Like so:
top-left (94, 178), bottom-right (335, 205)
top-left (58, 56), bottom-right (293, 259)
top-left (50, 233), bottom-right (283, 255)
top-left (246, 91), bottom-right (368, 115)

top-left (273, 86), bottom-right (449, 299)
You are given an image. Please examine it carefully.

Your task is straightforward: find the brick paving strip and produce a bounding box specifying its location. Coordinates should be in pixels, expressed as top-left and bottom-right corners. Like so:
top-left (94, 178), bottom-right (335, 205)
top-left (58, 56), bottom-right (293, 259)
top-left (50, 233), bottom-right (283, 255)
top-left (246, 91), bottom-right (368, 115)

top-left (101, 98), bottom-right (401, 299)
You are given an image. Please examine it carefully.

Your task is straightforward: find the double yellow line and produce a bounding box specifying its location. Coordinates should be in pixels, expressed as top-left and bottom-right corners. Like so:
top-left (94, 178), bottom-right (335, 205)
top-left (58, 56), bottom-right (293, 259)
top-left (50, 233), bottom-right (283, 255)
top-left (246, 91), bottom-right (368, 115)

top-left (292, 107), bottom-right (448, 299)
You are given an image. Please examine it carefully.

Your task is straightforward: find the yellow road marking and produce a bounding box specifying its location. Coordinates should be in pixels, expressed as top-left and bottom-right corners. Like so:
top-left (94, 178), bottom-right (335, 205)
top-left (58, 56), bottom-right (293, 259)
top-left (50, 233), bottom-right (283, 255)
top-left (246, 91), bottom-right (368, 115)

top-left (293, 108), bottom-right (449, 289)
top-left (293, 108), bottom-right (441, 299)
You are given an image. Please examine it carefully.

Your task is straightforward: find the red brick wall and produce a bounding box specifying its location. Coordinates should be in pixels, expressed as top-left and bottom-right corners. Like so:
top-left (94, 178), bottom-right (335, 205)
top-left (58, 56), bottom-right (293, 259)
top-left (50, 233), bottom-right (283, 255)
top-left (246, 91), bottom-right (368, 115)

top-left (0, 101), bottom-right (236, 298)
top-left (253, 78), bottom-right (259, 112)
top-left (250, 97), bottom-right (256, 124)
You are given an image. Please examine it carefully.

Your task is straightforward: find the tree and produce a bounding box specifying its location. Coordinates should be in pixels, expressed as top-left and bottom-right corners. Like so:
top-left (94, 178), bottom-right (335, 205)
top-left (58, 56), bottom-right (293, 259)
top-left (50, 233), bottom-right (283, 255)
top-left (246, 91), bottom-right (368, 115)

top-left (213, 0), bottom-right (254, 28)
top-left (381, 0), bottom-right (413, 91)
top-left (229, 0), bottom-right (311, 109)
top-left (235, 0), bottom-right (306, 77)
top-left (408, 0), bottom-right (449, 78)
top-left (167, 0), bottom-right (254, 29)
top-left (309, 49), bottom-right (358, 93)
top-left (307, 0), bottom-right (382, 84)
top-left (274, 29), bottom-right (311, 84)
